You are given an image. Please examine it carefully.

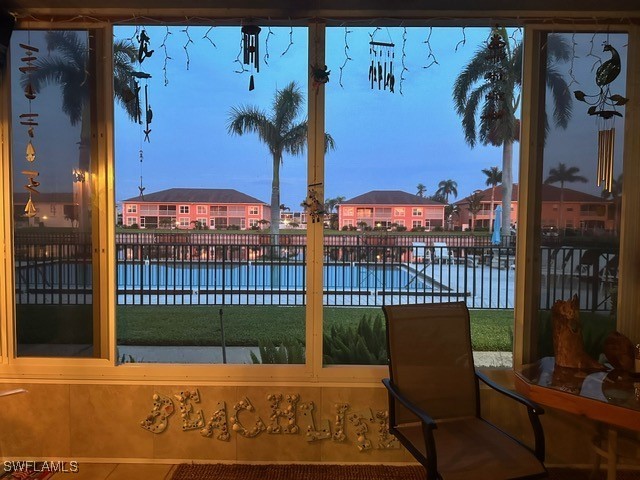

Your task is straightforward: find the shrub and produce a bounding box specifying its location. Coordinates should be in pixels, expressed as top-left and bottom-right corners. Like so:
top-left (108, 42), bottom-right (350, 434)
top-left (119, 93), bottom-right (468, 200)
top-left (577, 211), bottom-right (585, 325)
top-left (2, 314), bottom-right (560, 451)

top-left (250, 339), bottom-right (305, 364)
top-left (432, 226), bottom-right (444, 232)
top-left (323, 313), bottom-right (387, 365)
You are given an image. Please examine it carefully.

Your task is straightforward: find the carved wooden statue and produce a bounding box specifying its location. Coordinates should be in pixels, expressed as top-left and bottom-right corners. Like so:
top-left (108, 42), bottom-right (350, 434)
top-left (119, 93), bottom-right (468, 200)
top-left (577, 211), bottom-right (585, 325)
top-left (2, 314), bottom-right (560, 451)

top-left (551, 295), bottom-right (603, 370)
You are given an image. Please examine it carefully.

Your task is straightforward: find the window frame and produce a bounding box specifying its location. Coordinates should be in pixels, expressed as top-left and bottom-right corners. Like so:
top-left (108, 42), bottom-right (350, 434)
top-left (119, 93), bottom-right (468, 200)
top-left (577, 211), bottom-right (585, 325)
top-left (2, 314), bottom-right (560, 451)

top-left (0, 20), bottom-right (638, 384)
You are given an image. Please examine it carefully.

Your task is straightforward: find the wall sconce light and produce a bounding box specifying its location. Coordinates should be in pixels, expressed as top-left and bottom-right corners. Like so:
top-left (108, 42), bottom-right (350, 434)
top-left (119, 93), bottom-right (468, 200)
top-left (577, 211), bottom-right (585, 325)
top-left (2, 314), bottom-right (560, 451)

top-left (72, 169), bottom-right (85, 183)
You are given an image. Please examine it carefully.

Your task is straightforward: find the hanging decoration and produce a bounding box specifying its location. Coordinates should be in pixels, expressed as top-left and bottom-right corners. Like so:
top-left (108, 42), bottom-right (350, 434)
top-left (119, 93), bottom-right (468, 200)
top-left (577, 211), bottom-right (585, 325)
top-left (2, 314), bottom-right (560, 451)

top-left (338, 26), bottom-right (352, 88)
top-left (368, 29), bottom-right (395, 93)
top-left (241, 24), bottom-right (261, 91)
top-left (574, 43), bottom-right (628, 193)
top-left (310, 64), bottom-right (330, 90)
top-left (137, 28), bottom-right (154, 63)
top-left (481, 27), bottom-right (507, 123)
top-left (19, 39), bottom-right (40, 218)
top-left (301, 183), bottom-right (325, 224)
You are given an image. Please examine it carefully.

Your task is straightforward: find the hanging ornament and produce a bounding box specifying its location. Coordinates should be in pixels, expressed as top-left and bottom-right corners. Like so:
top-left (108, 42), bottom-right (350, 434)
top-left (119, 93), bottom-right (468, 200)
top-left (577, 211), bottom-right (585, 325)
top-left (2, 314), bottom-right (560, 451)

top-left (18, 38), bottom-right (41, 217)
top-left (481, 27), bottom-right (507, 123)
top-left (144, 83), bottom-right (152, 142)
top-left (137, 29), bottom-right (154, 63)
top-left (301, 183), bottom-right (325, 224)
top-left (574, 43), bottom-right (629, 193)
top-left (241, 24), bottom-right (261, 91)
top-left (25, 140), bottom-right (36, 162)
top-left (138, 149), bottom-right (146, 200)
top-left (368, 40), bottom-right (395, 93)
top-left (310, 64), bottom-right (330, 90)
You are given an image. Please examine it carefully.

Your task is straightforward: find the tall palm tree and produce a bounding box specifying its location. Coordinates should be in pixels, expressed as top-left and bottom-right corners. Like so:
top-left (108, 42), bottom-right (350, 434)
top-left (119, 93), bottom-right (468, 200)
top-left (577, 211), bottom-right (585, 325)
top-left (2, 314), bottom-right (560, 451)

top-left (466, 190), bottom-right (484, 231)
top-left (436, 179), bottom-right (458, 204)
top-left (416, 183), bottom-right (427, 197)
top-left (25, 31), bottom-right (139, 231)
top-left (544, 162), bottom-right (588, 229)
top-left (453, 28), bottom-right (572, 236)
top-left (228, 81), bottom-right (335, 237)
top-left (601, 174), bottom-right (623, 235)
top-left (482, 166), bottom-right (502, 228)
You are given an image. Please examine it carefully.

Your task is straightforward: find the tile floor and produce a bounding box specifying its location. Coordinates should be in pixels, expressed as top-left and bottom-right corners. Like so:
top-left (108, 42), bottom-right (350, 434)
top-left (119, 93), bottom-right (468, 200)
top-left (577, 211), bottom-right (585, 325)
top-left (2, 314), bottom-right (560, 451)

top-left (50, 463), bottom-right (177, 479)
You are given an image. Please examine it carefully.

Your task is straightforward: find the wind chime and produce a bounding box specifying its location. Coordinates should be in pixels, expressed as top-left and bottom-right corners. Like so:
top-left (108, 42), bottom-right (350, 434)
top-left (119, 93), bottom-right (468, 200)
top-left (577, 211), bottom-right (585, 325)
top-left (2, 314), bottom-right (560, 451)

top-left (241, 24), bottom-right (261, 91)
top-left (19, 37), bottom-right (40, 218)
top-left (301, 183), bottom-right (325, 224)
top-left (574, 43), bottom-right (628, 193)
top-left (130, 28), bottom-right (154, 198)
top-left (481, 28), bottom-right (507, 123)
top-left (368, 40), bottom-right (395, 92)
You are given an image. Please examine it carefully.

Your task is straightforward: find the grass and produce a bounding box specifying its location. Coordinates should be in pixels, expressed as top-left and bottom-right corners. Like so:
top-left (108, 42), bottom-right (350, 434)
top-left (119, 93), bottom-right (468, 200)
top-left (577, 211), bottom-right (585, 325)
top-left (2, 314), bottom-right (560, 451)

top-left (116, 305), bottom-right (517, 351)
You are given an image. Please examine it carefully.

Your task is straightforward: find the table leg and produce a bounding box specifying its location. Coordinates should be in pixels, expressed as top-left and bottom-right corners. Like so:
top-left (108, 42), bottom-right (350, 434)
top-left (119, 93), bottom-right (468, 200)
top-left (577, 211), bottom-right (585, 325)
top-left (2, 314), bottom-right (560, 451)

top-left (606, 427), bottom-right (618, 480)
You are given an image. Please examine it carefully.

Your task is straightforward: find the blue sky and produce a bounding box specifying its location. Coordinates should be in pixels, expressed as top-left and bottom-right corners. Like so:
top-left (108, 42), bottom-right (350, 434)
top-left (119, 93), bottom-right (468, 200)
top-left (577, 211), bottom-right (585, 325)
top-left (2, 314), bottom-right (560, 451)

top-left (112, 26), bottom-right (521, 209)
top-left (11, 27), bottom-right (627, 209)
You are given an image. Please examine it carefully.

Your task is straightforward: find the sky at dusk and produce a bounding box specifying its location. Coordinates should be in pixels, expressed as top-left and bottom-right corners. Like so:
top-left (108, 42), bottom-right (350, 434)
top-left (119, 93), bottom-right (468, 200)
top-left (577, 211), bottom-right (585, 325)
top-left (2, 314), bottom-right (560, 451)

top-left (10, 26), bottom-right (627, 210)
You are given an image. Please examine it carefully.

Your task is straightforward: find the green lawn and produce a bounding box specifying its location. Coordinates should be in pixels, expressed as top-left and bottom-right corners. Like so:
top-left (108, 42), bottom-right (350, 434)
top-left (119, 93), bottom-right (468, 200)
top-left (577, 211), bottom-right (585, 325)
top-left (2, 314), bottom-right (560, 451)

top-left (116, 305), bottom-right (516, 351)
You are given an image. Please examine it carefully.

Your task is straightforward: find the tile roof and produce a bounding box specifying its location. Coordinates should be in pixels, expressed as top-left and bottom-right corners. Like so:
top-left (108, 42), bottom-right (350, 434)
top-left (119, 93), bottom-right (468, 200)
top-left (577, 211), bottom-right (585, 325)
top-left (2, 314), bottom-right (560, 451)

top-left (455, 184), bottom-right (609, 204)
top-left (123, 188), bottom-right (267, 204)
top-left (341, 190), bottom-right (445, 206)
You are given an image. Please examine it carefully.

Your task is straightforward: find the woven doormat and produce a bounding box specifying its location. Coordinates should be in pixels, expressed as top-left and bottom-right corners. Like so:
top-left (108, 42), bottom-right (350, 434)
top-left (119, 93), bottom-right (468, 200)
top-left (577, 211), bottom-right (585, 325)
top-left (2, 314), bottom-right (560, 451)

top-left (171, 464), bottom-right (426, 480)
top-left (171, 463), bottom-right (640, 480)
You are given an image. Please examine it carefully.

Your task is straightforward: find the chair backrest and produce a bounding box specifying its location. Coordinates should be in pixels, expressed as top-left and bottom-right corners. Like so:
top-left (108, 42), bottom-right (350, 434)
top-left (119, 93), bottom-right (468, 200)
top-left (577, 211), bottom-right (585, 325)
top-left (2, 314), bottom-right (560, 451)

top-left (383, 302), bottom-right (477, 425)
top-left (433, 242), bottom-right (449, 260)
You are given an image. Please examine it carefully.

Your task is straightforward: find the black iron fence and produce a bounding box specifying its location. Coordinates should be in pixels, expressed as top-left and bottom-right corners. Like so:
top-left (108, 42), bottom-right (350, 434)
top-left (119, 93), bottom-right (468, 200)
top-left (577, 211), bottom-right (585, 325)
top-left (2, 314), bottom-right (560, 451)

top-left (13, 232), bottom-right (618, 311)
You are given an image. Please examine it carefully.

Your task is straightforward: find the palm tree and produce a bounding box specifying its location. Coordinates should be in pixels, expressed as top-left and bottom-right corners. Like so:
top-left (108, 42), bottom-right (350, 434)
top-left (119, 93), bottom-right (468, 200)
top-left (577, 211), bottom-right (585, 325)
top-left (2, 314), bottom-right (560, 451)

top-left (444, 204), bottom-right (460, 231)
top-left (544, 162), bottom-right (588, 229)
top-left (228, 81), bottom-right (335, 237)
top-left (436, 179), bottom-right (458, 204)
top-left (416, 183), bottom-right (427, 197)
top-left (466, 191), bottom-right (484, 231)
top-left (26, 32), bottom-right (139, 231)
top-left (453, 28), bottom-right (572, 236)
top-left (601, 174), bottom-right (623, 235)
top-left (482, 166), bottom-right (502, 228)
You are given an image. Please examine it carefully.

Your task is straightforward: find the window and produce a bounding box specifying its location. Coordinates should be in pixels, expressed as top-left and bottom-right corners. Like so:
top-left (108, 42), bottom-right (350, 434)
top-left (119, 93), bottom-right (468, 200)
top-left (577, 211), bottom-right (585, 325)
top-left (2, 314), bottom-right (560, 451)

top-left (179, 205), bottom-right (190, 214)
top-left (356, 208), bottom-right (373, 218)
top-left (412, 220), bottom-right (423, 228)
top-left (210, 206), bottom-right (227, 216)
top-left (412, 207), bottom-right (423, 216)
top-left (127, 217), bottom-right (137, 226)
top-left (393, 207), bottom-right (405, 216)
top-left (249, 219), bottom-right (259, 227)
top-left (126, 204), bottom-right (137, 213)
top-left (249, 206), bottom-right (259, 215)
top-left (179, 217), bottom-right (190, 227)
top-left (50, 204), bottom-right (57, 216)
top-left (197, 205), bottom-right (207, 214)
top-left (209, 218), bottom-right (216, 228)
top-left (10, 29), bottom-right (97, 358)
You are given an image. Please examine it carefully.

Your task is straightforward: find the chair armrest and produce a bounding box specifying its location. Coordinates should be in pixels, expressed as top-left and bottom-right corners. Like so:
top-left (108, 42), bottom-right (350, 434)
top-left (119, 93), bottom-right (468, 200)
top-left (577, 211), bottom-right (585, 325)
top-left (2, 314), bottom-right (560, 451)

top-left (382, 378), bottom-right (439, 478)
top-left (476, 370), bottom-right (544, 414)
top-left (382, 378), bottom-right (436, 429)
top-left (475, 369), bottom-right (545, 462)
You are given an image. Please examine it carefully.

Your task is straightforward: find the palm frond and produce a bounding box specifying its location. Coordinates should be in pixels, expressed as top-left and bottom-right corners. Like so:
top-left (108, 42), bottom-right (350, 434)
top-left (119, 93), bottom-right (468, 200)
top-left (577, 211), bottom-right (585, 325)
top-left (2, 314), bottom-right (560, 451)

top-left (452, 47), bottom-right (492, 115)
top-left (273, 81), bottom-right (303, 133)
top-left (281, 122), bottom-right (308, 157)
top-left (227, 106), bottom-right (275, 146)
top-left (44, 31), bottom-right (87, 71)
top-left (545, 66), bottom-right (573, 129)
top-left (460, 85), bottom-right (489, 147)
top-left (546, 34), bottom-right (572, 63)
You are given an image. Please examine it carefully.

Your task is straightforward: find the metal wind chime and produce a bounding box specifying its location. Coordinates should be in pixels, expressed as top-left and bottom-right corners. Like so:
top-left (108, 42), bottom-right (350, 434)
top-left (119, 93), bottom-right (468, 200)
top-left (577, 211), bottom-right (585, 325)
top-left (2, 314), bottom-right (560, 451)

top-left (19, 37), bottom-right (40, 218)
top-left (481, 28), bottom-right (507, 123)
top-left (128, 28), bottom-right (154, 199)
top-left (241, 25), bottom-right (261, 91)
top-left (368, 38), bottom-right (395, 92)
top-left (574, 43), bottom-right (628, 193)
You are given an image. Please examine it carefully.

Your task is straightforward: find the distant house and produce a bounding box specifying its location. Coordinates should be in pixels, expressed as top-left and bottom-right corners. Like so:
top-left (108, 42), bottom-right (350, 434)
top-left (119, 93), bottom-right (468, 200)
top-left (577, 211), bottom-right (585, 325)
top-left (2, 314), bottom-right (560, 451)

top-left (338, 190), bottom-right (446, 231)
top-left (455, 184), bottom-right (614, 231)
top-left (13, 192), bottom-right (79, 228)
top-left (121, 188), bottom-right (270, 230)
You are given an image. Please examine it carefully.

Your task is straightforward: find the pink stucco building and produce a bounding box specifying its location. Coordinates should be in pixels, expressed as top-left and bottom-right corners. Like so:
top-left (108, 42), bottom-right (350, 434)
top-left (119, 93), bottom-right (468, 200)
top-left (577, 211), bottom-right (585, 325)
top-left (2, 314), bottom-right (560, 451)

top-left (121, 188), bottom-right (270, 230)
top-left (338, 190), bottom-right (446, 231)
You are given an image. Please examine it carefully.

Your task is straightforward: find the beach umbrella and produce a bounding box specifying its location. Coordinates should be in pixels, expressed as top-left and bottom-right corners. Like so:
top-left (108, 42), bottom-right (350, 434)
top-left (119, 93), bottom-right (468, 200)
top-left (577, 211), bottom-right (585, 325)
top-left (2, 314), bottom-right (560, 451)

top-left (491, 205), bottom-right (502, 245)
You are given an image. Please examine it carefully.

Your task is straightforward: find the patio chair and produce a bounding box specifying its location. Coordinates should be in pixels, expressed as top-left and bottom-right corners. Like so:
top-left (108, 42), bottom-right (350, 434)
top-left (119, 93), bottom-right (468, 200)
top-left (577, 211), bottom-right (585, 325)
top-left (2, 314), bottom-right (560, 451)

top-left (411, 242), bottom-right (431, 264)
top-left (382, 302), bottom-right (547, 480)
top-left (432, 242), bottom-right (451, 264)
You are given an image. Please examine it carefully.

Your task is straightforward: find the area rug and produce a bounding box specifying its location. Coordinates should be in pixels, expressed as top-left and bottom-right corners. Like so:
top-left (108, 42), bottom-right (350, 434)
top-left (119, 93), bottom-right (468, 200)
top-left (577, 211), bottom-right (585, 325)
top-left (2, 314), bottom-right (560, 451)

top-left (171, 463), bottom-right (640, 480)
